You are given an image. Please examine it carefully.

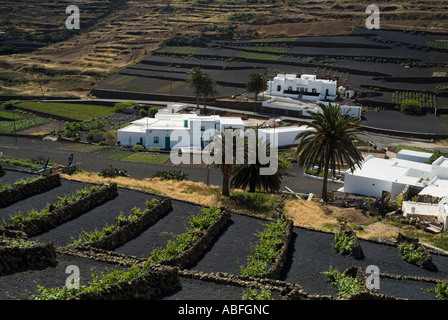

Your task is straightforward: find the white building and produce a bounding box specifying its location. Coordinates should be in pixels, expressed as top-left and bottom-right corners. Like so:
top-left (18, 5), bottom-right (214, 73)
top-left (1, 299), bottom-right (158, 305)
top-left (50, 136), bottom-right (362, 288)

top-left (258, 125), bottom-right (314, 148)
top-left (261, 96), bottom-right (321, 118)
top-left (342, 153), bottom-right (448, 200)
top-left (117, 112), bottom-right (244, 150)
top-left (396, 149), bottom-right (433, 163)
top-left (262, 96), bottom-right (361, 119)
top-left (316, 101), bottom-right (362, 118)
top-left (402, 197), bottom-right (448, 232)
top-left (266, 74), bottom-right (337, 102)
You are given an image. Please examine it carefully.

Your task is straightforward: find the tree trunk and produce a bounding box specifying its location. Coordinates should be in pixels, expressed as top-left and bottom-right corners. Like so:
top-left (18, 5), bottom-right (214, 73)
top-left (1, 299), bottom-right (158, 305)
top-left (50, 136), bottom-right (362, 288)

top-left (222, 164), bottom-right (231, 196)
top-left (249, 183), bottom-right (256, 193)
top-left (321, 149), bottom-right (332, 203)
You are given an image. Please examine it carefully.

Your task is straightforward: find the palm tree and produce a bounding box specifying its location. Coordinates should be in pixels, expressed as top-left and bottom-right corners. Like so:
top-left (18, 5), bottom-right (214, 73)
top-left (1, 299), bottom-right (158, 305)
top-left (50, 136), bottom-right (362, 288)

top-left (186, 67), bottom-right (205, 109)
top-left (294, 104), bottom-right (365, 203)
top-left (201, 74), bottom-right (219, 111)
top-left (246, 72), bottom-right (268, 101)
top-left (231, 135), bottom-right (289, 193)
top-left (206, 129), bottom-right (243, 196)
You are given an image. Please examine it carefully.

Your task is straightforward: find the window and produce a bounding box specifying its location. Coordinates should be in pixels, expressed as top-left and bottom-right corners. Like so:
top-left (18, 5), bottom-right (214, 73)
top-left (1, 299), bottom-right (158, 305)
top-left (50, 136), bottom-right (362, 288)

top-left (201, 126), bottom-right (205, 132)
top-left (277, 85), bottom-right (281, 92)
top-left (312, 88), bottom-right (317, 93)
top-left (153, 136), bottom-right (159, 144)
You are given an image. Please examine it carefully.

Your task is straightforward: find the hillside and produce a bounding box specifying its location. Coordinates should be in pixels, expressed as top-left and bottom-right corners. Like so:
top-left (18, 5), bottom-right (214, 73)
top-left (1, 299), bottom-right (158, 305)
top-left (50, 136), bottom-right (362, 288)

top-left (1, 0), bottom-right (448, 98)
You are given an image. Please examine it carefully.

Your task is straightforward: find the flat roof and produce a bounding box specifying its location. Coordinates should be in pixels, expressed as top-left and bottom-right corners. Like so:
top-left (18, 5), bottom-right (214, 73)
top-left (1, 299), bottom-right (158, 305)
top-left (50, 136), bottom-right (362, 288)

top-left (258, 125), bottom-right (312, 133)
top-left (419, 185), bottom-right (448, 198)
top-left (397, 149), bottom-right (433, 158)
top-left (347, 156), bottom-right (432, 186)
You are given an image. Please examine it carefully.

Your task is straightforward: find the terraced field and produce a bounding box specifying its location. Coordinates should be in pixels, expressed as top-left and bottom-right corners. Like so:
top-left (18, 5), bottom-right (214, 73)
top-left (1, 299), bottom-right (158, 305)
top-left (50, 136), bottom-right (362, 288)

top-left (95, 28), bottom-right (448, 110)
top-left (2, 169), bottom-right (448, 302)
top-left (2, 0), bottom-right (448, 98)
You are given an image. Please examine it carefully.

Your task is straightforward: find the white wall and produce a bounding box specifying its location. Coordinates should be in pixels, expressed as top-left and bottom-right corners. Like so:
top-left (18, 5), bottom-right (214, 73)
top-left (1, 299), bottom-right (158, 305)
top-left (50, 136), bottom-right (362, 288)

top-left (343, 174), bottom-right (393, 198)
top-left (258, 126), bottom-right (312, 147)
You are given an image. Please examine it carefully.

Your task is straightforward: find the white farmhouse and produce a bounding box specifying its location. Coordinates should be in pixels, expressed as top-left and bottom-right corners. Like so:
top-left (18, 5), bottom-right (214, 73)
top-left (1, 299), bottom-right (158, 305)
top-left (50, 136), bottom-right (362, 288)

top-left (117, 112), bottom-right (244, 150)
top-left (266, 74), bottom-right (337, 102)
top-left (342, 153), bottom-right (448, 200)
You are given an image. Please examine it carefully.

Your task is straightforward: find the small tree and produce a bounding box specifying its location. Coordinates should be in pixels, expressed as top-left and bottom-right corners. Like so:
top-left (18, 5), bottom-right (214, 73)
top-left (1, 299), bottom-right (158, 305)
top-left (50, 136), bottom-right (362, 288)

top-left (201, 74), bottom-right (219, 110)
top-left (186, 67), bottom-right (205, 109)
top-left (231, 135), bottom-right (289, 193)
top-left (246, 72), bottom-right (268, 101)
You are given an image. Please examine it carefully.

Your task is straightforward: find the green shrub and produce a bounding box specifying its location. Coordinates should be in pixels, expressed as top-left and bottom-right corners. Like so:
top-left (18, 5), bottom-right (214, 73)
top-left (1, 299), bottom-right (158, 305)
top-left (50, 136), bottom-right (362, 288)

top-left (7, 185), bottom-right (101, 225)
top-left (398, 242), bottom-right (423, 264)
top-left (139, 109), bottom-right (148, 117)
top-left (228, 191), bottom-right (278, 216)
top-left (113, 101), bottom-right (136, 113)
top-left (0, 181), bottom-right (12, 192)
top-left (32, 264), bottom-right (148, 300)
top-left (69, 223), bottom-right (117, 247)
top-left (132, 144), bottom-right (145, 151)
top-left (0, 44), bottom-right (18, 55)
top-left (161, 35), bottom-right (210, 47)
top-left (399, 99), bottom-right (421, 113)
top-left (148, 206), bottom-right (221, 263)
top-left (152, 169), bottom-right (188, 181)
top-left (333, 232), bottom-right (356, 255)
top-left (148, 107), bottom-right (159, 118)
top-left (323, 266), bottom-right (363, 299)
top-left (242, 288), bottom-right (272, 300)
top-left (99, 166), bottom-right (129, 178)
top-left (239, 219), bottom-right (288, 276)
top-left (427, 280), bottom-right (448, 300)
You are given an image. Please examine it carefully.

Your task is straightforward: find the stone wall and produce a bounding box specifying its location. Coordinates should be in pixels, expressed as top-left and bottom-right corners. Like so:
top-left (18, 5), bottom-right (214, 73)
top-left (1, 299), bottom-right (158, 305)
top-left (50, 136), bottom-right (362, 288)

top-left (0, 239), bottom-right (57, 274)
top-left (70, 265), bottom-right (180, 300)
top-left (261, 219), bottom-right (294, 280)
top-left (0, 174), bottom-right (61, 207)
top-left (4, 183), bottom-right (118, 236)
top-left (77, 198), bottom-right (172, 251)
top-left (159, 209), bottom-right (231, 269)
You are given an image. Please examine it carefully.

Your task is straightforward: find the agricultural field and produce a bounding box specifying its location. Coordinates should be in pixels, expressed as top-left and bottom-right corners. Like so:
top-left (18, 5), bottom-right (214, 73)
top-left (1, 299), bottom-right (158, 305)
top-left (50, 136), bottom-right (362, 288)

top-left (95, 28), bottom-right (448, 111)
top-left (392, 91), bottom-right (438, 109)
top-left (1, 169), bottom-right (448, 302)
top-left (15, 102), bottom-right (115, 121)
top-left (0, 117), bottom-right (49, 134)
top-left (2, 0), bottom-right (448, 98)
top-left (110, 152), bottom-right (171, 165)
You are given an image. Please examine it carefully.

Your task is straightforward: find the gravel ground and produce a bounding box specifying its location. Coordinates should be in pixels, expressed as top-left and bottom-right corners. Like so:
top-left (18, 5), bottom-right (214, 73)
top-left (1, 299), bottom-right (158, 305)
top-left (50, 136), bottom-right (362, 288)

top-left (189, 214), bottom-right (267, 274)
top-left (0, 177), bottom-right (91, 223)
top-left (113, 199), bottom-right (201, 259)
top-left (281, 227), bottom-right (447, 299)
top-left (0, 253), bottom-right (128, 300)
top-left (30, 188), bottom-right (160, 247)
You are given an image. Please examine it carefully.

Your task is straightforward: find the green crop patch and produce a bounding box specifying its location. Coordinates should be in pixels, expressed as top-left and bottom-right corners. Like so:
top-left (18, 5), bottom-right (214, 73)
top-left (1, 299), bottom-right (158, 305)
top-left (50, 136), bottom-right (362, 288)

top-left (0, 118), bottom-right (49, 133)
top-left (117, 153), bottom-right (171, 164)
top-left (17, 102), bottom-right (115, 121)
